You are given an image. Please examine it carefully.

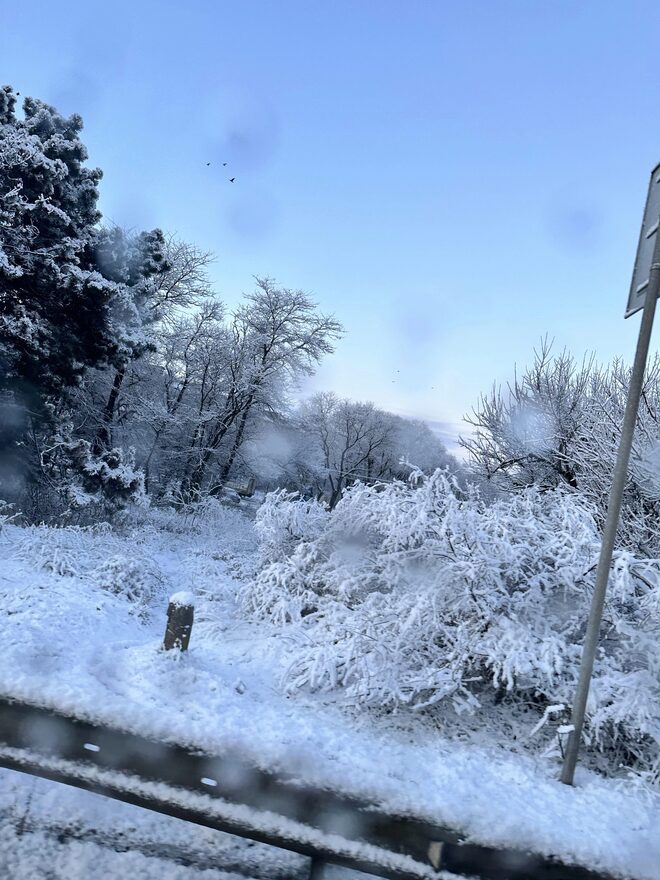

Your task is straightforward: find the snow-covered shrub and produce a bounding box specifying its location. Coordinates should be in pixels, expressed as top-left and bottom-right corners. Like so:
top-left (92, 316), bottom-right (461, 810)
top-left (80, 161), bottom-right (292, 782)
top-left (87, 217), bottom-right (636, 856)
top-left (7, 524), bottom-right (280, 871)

top-left (91, 554), bottom-right (157, 614)
top-left (37, 431), bottom-right (147, 520)
top-left (6, 522), bottom-right (164, 612)
top-left (7, 522), bottom-right (113, 577)
top-left (244, 471), bottom-right (660, 780)
top-left (61, 440), bottom-right (147, 512)
top-left (0, 499), bottom-right (18, 532)
top-left (254, 489), bottom-right (329, 562)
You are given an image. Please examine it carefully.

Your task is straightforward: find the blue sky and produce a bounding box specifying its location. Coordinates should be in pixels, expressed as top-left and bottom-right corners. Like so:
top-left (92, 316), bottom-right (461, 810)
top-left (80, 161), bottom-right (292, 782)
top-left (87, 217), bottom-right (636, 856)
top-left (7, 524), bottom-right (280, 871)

top-left (3, 0), bottom-right (660, 450)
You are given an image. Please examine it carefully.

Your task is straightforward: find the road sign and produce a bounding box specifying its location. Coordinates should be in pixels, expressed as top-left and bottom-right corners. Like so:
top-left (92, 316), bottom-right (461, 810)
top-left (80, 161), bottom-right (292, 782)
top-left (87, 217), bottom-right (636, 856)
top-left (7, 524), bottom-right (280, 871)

top-left (562, 162), bottom-right (660, 786)
top-left (626, 159), bottom-right (660, 317)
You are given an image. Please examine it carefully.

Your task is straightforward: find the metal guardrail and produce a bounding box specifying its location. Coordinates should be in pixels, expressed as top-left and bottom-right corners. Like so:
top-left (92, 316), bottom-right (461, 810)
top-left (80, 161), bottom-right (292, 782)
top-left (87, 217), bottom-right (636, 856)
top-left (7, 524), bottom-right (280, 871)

top-left (4, 813), bottom-right (309, 880)
top-left (0, 696), bottom-right (619, 880)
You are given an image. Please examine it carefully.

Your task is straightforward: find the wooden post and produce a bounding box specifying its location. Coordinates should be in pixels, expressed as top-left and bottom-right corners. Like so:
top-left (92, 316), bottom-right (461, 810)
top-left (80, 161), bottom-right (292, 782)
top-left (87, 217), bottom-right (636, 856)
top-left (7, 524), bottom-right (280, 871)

top-left (163, 592), bottom-right (195, 651)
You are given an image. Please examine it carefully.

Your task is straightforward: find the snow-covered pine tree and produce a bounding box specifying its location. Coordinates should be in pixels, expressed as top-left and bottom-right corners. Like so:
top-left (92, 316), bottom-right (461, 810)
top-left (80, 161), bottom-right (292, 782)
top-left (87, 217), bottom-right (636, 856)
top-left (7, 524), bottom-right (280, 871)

top-left (0, 85), bottom-right (167, 511)
top-left (0, 86), bottom-right (108, 409)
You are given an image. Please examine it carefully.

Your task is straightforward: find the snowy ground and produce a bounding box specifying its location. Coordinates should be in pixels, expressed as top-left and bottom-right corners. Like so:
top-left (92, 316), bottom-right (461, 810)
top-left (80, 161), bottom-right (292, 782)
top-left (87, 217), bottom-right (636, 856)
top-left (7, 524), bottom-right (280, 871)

top-left (0, 502), bottom-right (658, 879)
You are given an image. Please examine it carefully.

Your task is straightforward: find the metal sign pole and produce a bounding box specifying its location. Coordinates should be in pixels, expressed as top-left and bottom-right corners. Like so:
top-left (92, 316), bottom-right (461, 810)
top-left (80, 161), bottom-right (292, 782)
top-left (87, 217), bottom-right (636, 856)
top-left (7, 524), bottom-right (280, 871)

top-left (560, 215), bottom-right (660, 786)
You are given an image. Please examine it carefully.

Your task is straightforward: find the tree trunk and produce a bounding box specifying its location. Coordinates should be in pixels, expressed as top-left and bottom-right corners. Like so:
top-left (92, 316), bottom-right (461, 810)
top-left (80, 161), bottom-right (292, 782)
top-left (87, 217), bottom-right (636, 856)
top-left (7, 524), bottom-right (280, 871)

top-left (217, 395), bottom-right (254, 486)
top-left (93, 365), bottom-right (126, 453)
top-left (328, 478), bottom-right (343, 510)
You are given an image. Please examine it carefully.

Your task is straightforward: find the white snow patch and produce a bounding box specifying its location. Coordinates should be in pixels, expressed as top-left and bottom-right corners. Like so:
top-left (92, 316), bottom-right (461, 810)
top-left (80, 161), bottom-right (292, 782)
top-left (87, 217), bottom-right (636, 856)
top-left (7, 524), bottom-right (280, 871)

top-left (170, 591), bottom-right (195, 607)
top-left (0, 510), bottom-right (657, 879)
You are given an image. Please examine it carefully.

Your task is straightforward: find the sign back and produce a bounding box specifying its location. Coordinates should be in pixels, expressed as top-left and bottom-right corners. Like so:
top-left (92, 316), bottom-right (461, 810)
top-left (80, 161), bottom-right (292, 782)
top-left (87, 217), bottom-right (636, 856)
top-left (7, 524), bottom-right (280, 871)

top-left (626, 160), bottom-right (660, 317)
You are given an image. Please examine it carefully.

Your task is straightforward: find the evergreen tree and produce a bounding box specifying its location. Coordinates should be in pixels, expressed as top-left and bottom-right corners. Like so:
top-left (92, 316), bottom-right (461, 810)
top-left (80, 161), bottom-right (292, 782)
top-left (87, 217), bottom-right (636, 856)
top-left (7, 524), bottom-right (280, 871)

top-left (0, 85), bottom-right (107, 409)
top-left (0, 85), bottom-right (166, 508)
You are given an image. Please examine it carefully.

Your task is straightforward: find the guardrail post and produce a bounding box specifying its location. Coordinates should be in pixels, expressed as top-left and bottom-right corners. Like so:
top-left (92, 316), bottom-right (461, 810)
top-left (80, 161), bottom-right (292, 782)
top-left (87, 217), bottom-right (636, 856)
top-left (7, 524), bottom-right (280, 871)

top-left (163, 592), bottom-right (195, 651)
top-left (308, 856), bottom-right (327, 880)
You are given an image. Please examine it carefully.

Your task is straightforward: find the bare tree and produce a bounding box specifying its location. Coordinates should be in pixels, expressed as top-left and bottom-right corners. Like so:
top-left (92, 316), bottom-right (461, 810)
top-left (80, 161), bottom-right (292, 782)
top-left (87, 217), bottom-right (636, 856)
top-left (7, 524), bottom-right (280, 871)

top-left (299, 394), bottom-right (395, 507)
top-left (193, 278), bottom-right (343, 497)
top-left (92, 234), bottom-right (214, 454)
top-left (134, 300), bottom-right (227, 494)
top-left (462, 339), bottom-right (660, 554)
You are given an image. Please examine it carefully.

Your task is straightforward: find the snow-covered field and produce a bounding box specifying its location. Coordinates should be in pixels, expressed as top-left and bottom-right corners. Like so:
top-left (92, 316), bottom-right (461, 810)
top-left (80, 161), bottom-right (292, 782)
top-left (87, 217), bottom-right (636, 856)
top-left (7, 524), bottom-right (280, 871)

top-left (0, 502), bottom-right (658, 879)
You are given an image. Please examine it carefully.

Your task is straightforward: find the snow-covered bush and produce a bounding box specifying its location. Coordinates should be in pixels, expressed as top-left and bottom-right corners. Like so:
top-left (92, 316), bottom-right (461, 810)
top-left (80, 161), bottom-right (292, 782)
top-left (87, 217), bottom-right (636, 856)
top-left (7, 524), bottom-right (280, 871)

top-left (94, 556), bottom-right (153, 602)
top-left (39, 435), bottom-right (147, 518)
top-left (0, 499), bottom-right (18, 532)
top-left (6, 521), bottom-right (164, 614)
top-left (63, 440), bottom-right (146, 510)
top-left (92, 555), bottom-right (157, 610)
top-left (7, 522), bottom-right (113, 577)
top-left (255, 489), bottom-right (329, 562)
top-left (464, 343), bottom-right (660, 558)
top-left (243, 472), bottom-right (660, 780)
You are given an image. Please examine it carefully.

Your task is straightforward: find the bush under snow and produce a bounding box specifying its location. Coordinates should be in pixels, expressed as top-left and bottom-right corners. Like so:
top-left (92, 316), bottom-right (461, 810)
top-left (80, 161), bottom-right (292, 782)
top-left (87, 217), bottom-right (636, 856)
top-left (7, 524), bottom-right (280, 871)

top-left (243, 471), bottom-right (660, 782)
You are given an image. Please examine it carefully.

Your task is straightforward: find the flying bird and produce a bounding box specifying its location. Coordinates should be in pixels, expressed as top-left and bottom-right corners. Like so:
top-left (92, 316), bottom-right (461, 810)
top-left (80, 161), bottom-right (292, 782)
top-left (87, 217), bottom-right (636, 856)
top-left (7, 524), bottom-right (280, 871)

top-left (229, 177), bottom-right (235, 183)
top-left (206, 162), bottom-right (211, 166)
top-left (222, 162), bottom-right (227, 166)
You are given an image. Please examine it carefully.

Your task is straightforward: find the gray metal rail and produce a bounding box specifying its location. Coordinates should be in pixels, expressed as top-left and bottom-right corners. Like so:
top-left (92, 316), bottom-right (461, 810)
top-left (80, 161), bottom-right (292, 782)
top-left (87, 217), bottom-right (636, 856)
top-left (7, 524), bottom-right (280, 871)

top-left (0, 696), bottom-right (619, 880)
top-left (3, 812), bottom-right (309, 880)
